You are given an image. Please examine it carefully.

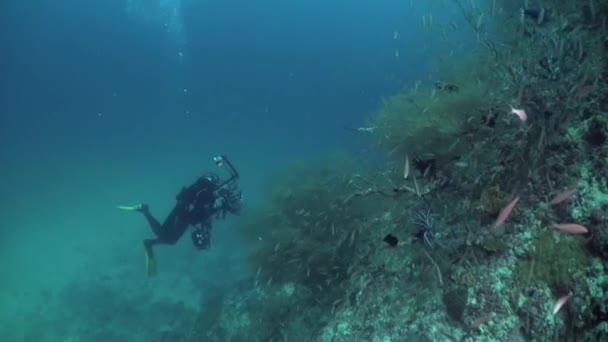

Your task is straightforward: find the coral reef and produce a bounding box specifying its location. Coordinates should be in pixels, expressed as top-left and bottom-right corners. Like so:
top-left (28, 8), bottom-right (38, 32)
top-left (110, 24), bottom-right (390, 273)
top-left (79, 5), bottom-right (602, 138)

top-left (189, 0), bottom-right (608, 340)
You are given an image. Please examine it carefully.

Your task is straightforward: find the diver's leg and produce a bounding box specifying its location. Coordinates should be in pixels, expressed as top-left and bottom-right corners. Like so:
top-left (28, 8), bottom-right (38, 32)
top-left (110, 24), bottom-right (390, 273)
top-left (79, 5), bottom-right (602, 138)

top-left (135, 204), bottom-right (186, 276)
top-left (143, 238), bottom-right (159, 257)
top-left (156, 206), bottom-right (189, 241)
top-left (142, 211), bottom-right (183, 253)
top-left (137, 205), bottom-right (165, 237)
top-left (118, 203), bottom-right (164, 236)
top-left (141, 224), bottom-right (186, 276)
top-left (143, 238), bottom-right (161, 276)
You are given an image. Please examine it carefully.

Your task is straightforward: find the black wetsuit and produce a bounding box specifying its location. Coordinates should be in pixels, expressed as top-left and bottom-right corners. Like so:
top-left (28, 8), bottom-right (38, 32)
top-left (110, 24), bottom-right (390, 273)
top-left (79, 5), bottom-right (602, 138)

top-left (141, 176), bottom-right (218, 257)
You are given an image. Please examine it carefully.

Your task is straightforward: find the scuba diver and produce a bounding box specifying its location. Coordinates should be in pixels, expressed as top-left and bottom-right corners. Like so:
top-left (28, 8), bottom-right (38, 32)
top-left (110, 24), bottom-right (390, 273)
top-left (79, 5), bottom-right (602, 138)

top-left (118, 155), bottom-right (242, 276)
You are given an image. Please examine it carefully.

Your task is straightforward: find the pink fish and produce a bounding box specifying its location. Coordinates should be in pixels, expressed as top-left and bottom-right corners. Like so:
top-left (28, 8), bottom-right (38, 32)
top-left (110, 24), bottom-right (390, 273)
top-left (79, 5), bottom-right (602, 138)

top-left (470, 312), bottom-right (495, 328)
top-left (495, 196), bottom-right (519, 228)
top-left (553, 294), bottom-right (571, 315)
top-left (550, 189), bottom-right (577, 205)
top-left (575, 85), bottom-right (596, 99)
top-left (552, 223), bottom-right (589, 234)
top-left (510, 107), bottom-right (527, 122)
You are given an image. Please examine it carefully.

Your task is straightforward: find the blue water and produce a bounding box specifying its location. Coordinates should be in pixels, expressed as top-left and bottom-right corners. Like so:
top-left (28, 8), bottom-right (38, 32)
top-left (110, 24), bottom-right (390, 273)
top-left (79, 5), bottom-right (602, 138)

top-left (0, 0), bottom-right (471, 340)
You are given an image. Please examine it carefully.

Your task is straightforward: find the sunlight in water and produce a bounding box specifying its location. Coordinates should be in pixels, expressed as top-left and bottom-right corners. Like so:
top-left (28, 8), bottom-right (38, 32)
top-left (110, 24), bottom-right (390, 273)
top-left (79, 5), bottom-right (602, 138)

top-left (126, 0), bottom-right (184, 36)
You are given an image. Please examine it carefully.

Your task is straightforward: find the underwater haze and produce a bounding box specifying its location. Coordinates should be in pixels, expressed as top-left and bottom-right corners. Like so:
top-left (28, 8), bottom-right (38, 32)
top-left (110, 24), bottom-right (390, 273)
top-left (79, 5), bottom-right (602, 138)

top-left (0, 0), bottom-right (451, 340)
top-left (9, 0), bottom-right (604, 341)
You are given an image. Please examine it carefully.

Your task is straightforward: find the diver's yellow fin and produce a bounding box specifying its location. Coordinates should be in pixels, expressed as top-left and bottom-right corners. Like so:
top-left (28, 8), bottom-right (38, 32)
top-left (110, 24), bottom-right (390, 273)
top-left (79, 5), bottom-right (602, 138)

top-left (117, 204), bottom-right (142, 211)
top-left (145, 251), bottom-right (158, 277)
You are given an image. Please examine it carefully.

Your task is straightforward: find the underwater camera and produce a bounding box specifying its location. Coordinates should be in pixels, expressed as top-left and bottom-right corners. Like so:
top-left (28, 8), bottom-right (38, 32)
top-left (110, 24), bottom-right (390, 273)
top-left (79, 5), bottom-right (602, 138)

top-left (192, 227), bottom-right (211, 250)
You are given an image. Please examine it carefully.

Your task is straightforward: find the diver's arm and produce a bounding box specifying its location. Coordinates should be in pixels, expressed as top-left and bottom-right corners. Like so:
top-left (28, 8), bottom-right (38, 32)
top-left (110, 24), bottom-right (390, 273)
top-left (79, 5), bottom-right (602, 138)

top-left (220, 155), bottom-right (239, 179)
top-left (214, 155), bottom-right (239, 188)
